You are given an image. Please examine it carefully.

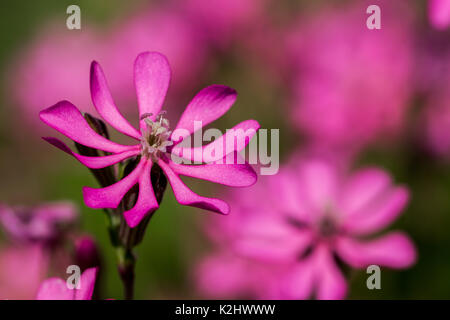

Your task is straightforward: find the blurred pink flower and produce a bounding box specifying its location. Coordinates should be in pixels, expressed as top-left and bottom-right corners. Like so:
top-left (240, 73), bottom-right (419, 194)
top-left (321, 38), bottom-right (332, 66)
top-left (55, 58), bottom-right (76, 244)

top-left (0, 245), bottom-right (48, 299)
top-left (287, 1), bottom-right (413, 151)
top-left (74, 235), bottom-right (102, 272)
top-left (40, 52), bottom-right (258, 228)
top-left (197, 158), bottom-right (416, 299)
top-left (36, 267), bottom-right (98, 300)
top-left (0, 201), bottom-right (77, 244)
top-left (429, 0), bottom-right (450, 29)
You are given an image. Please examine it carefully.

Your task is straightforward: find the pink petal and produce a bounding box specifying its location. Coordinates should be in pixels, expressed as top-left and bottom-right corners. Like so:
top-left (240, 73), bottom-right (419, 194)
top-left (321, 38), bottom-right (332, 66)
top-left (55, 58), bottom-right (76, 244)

top-left (158, 159), bottom-right (229, 214)
top-left (341, 186), bottom-right (409, 235)
top-left (171, 119), bottom-right (260, 163)
top-left (315, 245), bottom-right (347, 300)
top-left (123, 162), bottom-right (159, 228)
top-left (83, 159), bottom-right (146, 208)
top-left (43, 137), bottom-right (140, 169)
top-left (429, 0), bottom-right (450, 29)
top-left (36, 278), bottom-right (74, 300)
top-left (172, 85), bottom-right (237, 141)
top-left (134, 52), bottom-right (171, 130)
top-left (167, 156), bottom-right (257, 187)
top-left (74, 267), bottom-right (98, 300)
top-left (90, 61), bottom-right (141, 140)
top-left (336, 232), bottom-right (417, 269)
top-left (338, 168), bottom-right (392, 219)
top-left (40, 100), bottom-right (132, 153)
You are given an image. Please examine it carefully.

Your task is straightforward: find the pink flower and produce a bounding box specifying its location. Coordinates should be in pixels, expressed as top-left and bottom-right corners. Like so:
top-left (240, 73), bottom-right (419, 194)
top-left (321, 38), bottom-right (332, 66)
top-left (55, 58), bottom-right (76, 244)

top-left (40, 52), bottom-right (259, 228)
top-left (287, 1), bottom-right (413, 151)
top-left (0, 202), bottom-right (77, 244)
top-left (197, 158), bottom-right (416, 299)
top-left (429, 0), bottom-right (450, 29)
top-left (74, 236), bottom-right (102, 272)
top-left (0, 245), bottom-right (48, 300)
top-left (36, 267), bottom-right (98, 300)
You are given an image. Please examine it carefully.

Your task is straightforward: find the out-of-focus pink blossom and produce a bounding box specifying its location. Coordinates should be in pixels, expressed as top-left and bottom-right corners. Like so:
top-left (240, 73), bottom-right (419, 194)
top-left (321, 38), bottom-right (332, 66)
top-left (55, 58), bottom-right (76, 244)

top-left (429, 0), bottom-right (450, 29)
top-left (0, 245), bottom-right (48, 299)
top-left (36, 267), bottom-right (98, 300)
top-left (0, 202), bottom-right (77, 244)
top-left (74, 235), bottom-right (102, 272)
top-left (287, 1), bottom-right (413, 151)
top-left (197, 158), bottom-right (416, 299)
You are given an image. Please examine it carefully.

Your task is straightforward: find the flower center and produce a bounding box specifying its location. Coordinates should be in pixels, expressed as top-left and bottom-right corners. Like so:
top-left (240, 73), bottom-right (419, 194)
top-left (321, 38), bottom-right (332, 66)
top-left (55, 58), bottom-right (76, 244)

top-left (140, 111), bottom-right (173, 160)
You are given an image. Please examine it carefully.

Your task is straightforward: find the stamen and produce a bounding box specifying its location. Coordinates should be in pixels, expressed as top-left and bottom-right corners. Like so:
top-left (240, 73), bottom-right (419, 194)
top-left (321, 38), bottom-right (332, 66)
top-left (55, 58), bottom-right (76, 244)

top-left (140, 110), bottom-right (173, 159)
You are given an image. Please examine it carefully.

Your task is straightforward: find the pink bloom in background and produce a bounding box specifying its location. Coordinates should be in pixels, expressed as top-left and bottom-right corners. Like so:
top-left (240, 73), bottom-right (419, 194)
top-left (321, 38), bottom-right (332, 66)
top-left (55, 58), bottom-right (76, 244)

top-left (75, 236), bottom-right (102, 272)
top-left (11, 27), bottom-right (106, 127)
top-left (429, 0), bottom-right (450, 29)
top-left (0, 245), bottom-right (48, 299)
top-left (0, 201), bottom-right (77, 244)
top-left (197, 158), bottom-right (416, 299)
top-left (40, 52), bottom-right (259, 228)
top-left (287, 0), bottom-right (413, 151)
top-left (36, 267), bottom-right (98, 300)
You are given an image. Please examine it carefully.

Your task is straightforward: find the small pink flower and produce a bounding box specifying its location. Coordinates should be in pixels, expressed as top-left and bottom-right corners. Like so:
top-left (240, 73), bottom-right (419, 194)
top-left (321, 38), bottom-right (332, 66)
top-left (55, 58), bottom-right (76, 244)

top-left (197, 158), bottom-right (416, 299)
top-left (0, 202), bottom-right (77, 243)
top-left (40, 52), bottom-right (259, 228)
top-left (36, 267), bottom-right (98, 300)
top-left (429, 0), bottom-right (450, 29)
top-left (0, 245), bottom-right (48, 300)
top-left (423, 93), bottom-right (450, 158)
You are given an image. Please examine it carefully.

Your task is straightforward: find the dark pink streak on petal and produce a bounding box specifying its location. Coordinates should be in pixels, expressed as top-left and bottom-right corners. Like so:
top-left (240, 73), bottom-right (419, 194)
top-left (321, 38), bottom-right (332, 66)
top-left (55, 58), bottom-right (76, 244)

top-left (83, 159), bottom-right (146, 209)
top-left (90, 61), bottom-right (141, 140)
top-left (134, 52), bottom-right (171, 129)
top-left (158, 159), bottom-right (229, 214)
top-left (172, 85), bottom-right (237, 142)
top-left (39, 101), bottom-right (131, 153)
top-left (43, 137), bottom-right (139, 169)
top-left (123, 161), bottom-right (159, 228)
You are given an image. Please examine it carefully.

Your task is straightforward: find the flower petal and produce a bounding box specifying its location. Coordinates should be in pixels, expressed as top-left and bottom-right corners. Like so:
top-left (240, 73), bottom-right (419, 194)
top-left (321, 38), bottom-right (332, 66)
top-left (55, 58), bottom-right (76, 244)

top-left (167, 156), bottom-right (257, 187)
top-left (341, 186), bottom-right (409, 235)
top-left (83, 159), bottom-right (146, 208)
top-left (158, 159), bottom-right (229, 214)
top-left (134, 52), bottom-right (171, 129)
top-left (36, 278), bottom-right (74, 300)
top-left (43, 137), bottom-right (139, 169)
top-left (90, 61), bottom-right (141, 139)
top-left (39, 100), bottom-right (131, 153)
top-left (336, 232), bottom-right (417, 269)
top-left (172, 85), bottom-right (237, 141)
top-left (123, 162), bottom-right (159, 228)
top-left (74, 267), bottom-right (98, 300)
top-left (171, 119), bottom-right (260, 163)
top-left (281, 256), bottom-right (316, 299)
